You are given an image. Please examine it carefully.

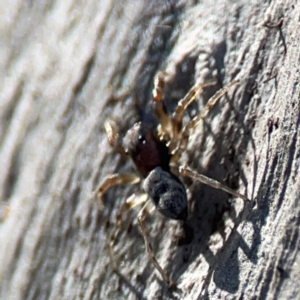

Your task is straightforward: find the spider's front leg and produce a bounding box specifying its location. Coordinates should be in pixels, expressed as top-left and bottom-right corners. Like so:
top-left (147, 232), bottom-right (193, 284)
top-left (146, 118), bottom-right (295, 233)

top-left (172, 80), bottom-right (240, 163)
top-left (94, 121), bottom-right (140, 208)
top-left (152, 72), bottom-right (217, 153)
top-left (169, 80), bottom-right (217, 152)
top-left (152, 72), bottom-right (173, 141)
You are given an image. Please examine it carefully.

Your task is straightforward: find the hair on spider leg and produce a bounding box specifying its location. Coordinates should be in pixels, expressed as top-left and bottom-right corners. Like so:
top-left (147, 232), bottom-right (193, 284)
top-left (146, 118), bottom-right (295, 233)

top-left (94, 71), bottom-right (248, 287)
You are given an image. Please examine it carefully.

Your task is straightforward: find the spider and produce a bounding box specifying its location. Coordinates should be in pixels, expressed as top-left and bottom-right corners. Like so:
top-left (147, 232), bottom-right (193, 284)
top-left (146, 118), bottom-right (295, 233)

top-left (95, 72), bottom-right (248, 286)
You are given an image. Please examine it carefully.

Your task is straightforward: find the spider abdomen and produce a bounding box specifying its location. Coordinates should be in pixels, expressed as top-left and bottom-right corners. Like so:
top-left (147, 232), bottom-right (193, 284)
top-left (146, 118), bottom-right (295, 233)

top-left (143, 167), bottom-right (188, 221)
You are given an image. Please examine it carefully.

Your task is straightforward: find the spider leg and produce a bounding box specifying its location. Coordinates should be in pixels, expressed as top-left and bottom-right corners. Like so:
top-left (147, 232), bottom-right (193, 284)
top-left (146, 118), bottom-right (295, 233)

top-left (109, 193), bottom-right (148, 272)
top-left (179, 166), bottom-right (249, 201)
top-left (152, 72), bottom-right (173, 141)
top-left (168, 80), bottom-right (217, 152)
top-left (184, 80), bottom-right (240, 130)
top-left (95, 121), bottom-right (141, 208)
top-left (94, 173), bottom-right (140, 208)
top-left (172, 80), bottom-right (240, 162)
top-left (138, 201), bottom-right (175, 286)
top-left (152, 73), bottom-right (217, 147)
top-left (104, 121), bottom-right (127, 156)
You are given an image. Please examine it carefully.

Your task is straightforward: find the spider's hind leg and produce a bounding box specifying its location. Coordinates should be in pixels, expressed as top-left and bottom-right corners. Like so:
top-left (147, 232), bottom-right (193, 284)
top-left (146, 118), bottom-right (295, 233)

top-left (137, 201), bottom-right (175, 287)
top-left (109, 193), bottom-right (148, 272)
top-left (179, 165), bottom-right (249, 201)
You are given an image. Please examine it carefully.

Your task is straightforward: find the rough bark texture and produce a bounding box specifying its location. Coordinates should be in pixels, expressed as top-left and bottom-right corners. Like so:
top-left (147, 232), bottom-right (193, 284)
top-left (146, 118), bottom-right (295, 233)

top-left (0, 1), bottom-right (299, 299)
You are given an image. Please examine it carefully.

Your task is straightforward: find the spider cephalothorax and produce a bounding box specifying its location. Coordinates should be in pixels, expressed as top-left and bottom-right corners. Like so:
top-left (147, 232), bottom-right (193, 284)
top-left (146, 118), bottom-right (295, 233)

top-left (122, 122), bottom-right (171, 177)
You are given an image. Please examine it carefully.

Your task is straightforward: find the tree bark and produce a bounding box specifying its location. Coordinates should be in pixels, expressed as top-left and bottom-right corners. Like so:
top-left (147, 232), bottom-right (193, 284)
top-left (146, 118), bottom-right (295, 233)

top-left (0, 1), bottom-right (299, 299)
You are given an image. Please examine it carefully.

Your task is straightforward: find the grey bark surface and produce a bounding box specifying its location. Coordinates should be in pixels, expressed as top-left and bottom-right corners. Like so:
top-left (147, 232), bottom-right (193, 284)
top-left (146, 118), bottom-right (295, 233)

top-left (0, 1), bottom-right (299, 300)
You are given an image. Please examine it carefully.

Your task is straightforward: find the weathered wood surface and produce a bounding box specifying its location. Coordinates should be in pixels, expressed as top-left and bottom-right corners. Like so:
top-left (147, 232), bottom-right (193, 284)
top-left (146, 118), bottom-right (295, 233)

top-left (0, 1), bottom-right (299, 299)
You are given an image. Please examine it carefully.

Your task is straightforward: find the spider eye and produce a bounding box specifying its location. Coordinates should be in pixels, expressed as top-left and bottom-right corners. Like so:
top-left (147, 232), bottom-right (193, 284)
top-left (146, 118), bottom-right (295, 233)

top-left (138, 134), bottom-right (146, 145)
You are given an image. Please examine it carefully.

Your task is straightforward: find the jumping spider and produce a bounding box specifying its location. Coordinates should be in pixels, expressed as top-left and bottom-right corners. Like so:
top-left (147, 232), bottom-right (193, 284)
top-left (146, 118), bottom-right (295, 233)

top-left (95, 72), bottom-right (248, 286)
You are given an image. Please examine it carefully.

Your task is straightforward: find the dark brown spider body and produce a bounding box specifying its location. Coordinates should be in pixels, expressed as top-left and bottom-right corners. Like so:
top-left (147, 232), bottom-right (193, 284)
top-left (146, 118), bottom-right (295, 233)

top-left (123, 121), bottom-right (188, 221)
top-left (96, 75), bottom-right (247, 286)
top-left (123, 122), bottom-right (171, 177)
